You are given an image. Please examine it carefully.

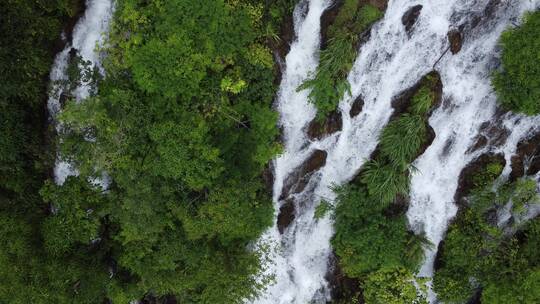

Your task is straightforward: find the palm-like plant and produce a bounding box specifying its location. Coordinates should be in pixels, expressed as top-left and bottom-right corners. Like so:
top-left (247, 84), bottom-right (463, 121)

top-left (380, 114), bottom-right (426, 169)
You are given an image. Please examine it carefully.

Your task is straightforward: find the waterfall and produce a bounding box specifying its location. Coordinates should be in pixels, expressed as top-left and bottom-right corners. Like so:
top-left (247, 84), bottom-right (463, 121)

top-left (47, 0), bottom-right (114, 185)
top-left (405, 0), bottom-right (540, 301)
top-left (255, 0), bottom-right (540, 303)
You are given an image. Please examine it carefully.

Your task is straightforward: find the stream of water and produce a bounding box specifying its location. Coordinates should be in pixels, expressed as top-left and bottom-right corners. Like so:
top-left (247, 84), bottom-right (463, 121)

top-left (47, 0), bottom-right (114, 185)
top-left (255, 0), bottom-right (540, 303)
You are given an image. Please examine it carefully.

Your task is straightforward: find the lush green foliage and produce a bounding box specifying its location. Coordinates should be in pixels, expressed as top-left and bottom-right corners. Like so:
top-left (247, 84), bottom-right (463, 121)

top-left (492, 11), bottom-right (540, 115)
top-left (332, 185), bottom-right (425, 277)
top-left (0, 0), bottom-right (74, 208)
top-left (362, 267), bottom-right (427, 304)
top-left (433, 166), bottom-right (540, 303)
top-left (0, 1), bottom-right (94, 303)
top-left (298, 1), bottom-right (383, 120)
top-left (49, 0), bottom-right (283, 302)
top-left (0, 0), bottom-right (289, 303)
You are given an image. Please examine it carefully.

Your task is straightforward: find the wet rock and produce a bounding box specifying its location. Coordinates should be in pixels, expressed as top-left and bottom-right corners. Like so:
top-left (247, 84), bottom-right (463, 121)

top-left (383, 194), bottom-right (409, 218)
top-left (455, 153), bottom-right (506, 205)
top-left (417, 124), bottom-right (436, 159)
top-left (510, 131), bottom-right (540, 180)
top-left (391, 71), bottom-right (442, 117)
top-left (277, 199), bottom-right (296, 234)
top-left (279, 149), bottom-right (328, 200)
top-left (433, 237), bottom-right (446, 271)
top-left (275, 13), bottom-right (295, 62)
top-left (441, 136), bottom-right (455, 157)
top-left (349, 95), bottom-right (364, 117)
top-left (467, 135), bottom-right (488, 154)
top-left (366, 0), bottom-right (389, 11)
top-left (320, 0), bottom-right (344, 49)
top-left (262, 162), bottom-right (275, 195)
top-left (484, 122), bottom-right (510, 147)
top-left (447, 29), bottom-right (463, 54)
top-left (307, 111), bottom-right (343, 140)
top-left (59, 92), bottom-right (70, 108)
top-left (402, 5), bottom-right (423, 33)
top-left (52, 0), bottom-right (87, 54)
top-left (466, 290), bottom-right (483, 304)
top-left (325, 253), bottom-right (363, 303)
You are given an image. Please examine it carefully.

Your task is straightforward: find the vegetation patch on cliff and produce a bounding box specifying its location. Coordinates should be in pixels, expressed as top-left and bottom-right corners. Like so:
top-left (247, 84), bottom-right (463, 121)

top-left (298, 0), bottom-right (384, 121)
top-left (329, 72), bottom-right (441, 304)
top-left (433, 162), bottom-right (540, 303)
top-left (492, 10), bottom-right (540, 115)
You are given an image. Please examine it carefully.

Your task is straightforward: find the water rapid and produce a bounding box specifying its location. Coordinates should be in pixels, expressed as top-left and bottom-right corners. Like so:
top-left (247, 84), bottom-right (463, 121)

top-left (255, 0), bottom-right (540, 303)
top-left (47, 0), bottom-right (114, 185)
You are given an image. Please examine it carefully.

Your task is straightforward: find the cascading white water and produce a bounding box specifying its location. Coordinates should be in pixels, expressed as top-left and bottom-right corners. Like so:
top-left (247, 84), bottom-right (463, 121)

top-left (406, 0), bottom-right (540, 301)
top-left (256, 0), bottom-right (540, 303)
top-left (47, 0), bottom-right (114, 185)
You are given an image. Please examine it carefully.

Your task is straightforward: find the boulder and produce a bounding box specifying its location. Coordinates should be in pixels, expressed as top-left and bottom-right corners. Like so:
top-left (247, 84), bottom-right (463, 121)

top-left (510, 131), bottom-right (540, 180)
top-left (279, 149), bottom-right (328, 200)
top-left (454, 153), bottom-right (506, 205)
top-left (402, 5), bottom-right (423, 33)
top-left (277, 199), bottom-right (295, 234)
top-left (307, 111), bottom-right (343, 140)
top-left (349, 95), bottom-right (364, 117)
top-left (447, 29), bottom-right (463, 54)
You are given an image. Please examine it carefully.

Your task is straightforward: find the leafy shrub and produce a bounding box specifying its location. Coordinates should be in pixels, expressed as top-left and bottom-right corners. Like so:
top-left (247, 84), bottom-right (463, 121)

top-left (314, 200), bottom-right (334, 220)
top-left (434, 174), bottom-right (540, 303)
top-left (379, 114), bottom-right (426, 169)
top-left (492, 11), bottom-right (540, 115)
top-left (362, 267), bottom-right (428, 304)
top-left (361, 160), bottom-right (410, 206)
top-left (332, 186), bottom-right (415, 277)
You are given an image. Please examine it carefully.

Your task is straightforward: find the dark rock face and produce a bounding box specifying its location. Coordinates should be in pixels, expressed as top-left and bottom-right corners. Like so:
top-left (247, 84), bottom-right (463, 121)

top-left (447, 29), bottom-right (463, 54)
top-left (454, 153), bottom-right (506, 205)
top-left (349, 95), bottom-right (364, 117)
top-left (52, 0), bottom-right (87, 54)
top-left (307, 111), bottom-right (343, 140)
top-left (367, 0), bottom-right (389, 11)
top-left (402, 5), bottom-right (423, 33)
top-left (467, 135), bottom-right (489, 154)
top-left (510, 131), bottom-right (540, 180)
top-left (275, 14), bottom-right (295, 62)
top-left (277, 199), bottom-right (296, 234)
top-left (279, 149), bottom-right (328, 200)
top-left (320, 0), bottom-right (344, 49)
top-left (325, 253), bottom-right (363, 303)
top-left (262, 162), bottom-right (275, 195)
top-left (467, 118), bottom-right (511, 154)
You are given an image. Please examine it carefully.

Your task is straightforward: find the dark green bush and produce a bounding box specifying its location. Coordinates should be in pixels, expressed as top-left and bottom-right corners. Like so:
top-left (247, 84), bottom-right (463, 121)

top-left (492, 11), bottom-right (540, 115)
top-left (433, 175), bottom-right (540, 303)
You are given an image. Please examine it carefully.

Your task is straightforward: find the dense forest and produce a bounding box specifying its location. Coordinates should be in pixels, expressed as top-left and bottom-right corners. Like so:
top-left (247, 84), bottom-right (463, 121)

top-left (1, 0), bottom-right (539, 304)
